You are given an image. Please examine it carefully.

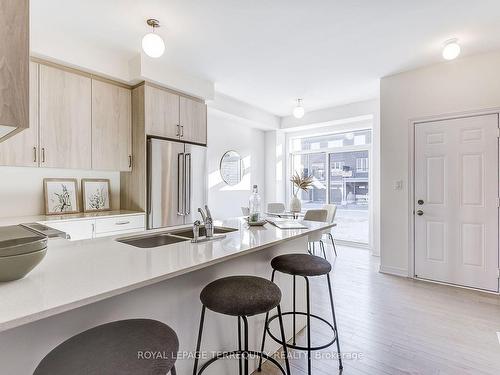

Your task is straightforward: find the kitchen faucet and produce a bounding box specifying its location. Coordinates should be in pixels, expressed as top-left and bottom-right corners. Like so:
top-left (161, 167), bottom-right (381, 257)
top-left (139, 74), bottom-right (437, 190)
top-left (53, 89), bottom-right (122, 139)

top-left (197, 205), bottom-right (214, 238)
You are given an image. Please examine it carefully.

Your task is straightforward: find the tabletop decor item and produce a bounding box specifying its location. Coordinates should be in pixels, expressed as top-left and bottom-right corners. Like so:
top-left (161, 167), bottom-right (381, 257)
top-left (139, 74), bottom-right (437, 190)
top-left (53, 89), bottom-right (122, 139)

top-left (43, 178), bottom-right (79, 215)
top-left (290, 172), bottom-right (313, 213)
top-left (82, 179), bottom-right (111, 212)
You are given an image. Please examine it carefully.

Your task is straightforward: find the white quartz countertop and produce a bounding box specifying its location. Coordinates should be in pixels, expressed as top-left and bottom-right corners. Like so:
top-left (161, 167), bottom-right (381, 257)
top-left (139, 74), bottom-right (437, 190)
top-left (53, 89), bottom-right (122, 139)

top-left (0, 217), bottom-right (334, 333)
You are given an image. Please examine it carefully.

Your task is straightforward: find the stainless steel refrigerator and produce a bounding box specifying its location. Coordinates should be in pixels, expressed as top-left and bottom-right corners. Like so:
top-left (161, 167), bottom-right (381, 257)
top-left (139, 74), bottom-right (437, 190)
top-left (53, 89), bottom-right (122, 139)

top-left (147, 137), bottom-right (207, 229)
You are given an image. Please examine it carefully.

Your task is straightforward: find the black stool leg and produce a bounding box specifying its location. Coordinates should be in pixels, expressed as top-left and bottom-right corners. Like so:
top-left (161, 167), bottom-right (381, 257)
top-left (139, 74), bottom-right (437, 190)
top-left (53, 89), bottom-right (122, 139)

top-left (292, 275), bottom-right (296, 346)
top-left (241, 315), bottom-right (249, 375)
top-left (277, 304), bottom-right (291, 375)
top-left (193, 305), bottom-right (206, 375)
top-left (258, 270), bottom-right (276, 371)
top-left (320, 240), bottom-right (327, 260)
top-left (304, 276), bottom-right (312, 375)
top-left (327, 274), bottom-right (343, 370)
top-left (329, 233), bottom-right (338, 256)
top-left (238, 316), bottom-right (243, 375)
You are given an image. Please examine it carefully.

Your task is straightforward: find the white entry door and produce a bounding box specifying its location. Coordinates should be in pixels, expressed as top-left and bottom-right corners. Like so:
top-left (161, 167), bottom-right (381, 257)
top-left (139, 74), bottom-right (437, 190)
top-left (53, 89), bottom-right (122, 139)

top-left (414, 114), bottom-right (499, 292)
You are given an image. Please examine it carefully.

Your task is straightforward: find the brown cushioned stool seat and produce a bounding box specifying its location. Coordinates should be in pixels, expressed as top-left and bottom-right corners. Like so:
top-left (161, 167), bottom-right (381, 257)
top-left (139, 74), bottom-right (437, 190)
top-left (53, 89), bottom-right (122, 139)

top-left (34, 319), bottom-right (178, 375)
top-left (271, 253), bottom-right (332, 277)
top-left (200, 275), bottom-right (281, 317)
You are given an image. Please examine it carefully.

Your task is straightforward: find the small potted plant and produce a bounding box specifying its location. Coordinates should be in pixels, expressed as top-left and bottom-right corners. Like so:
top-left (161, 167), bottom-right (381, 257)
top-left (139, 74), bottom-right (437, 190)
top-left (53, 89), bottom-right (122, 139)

top-left (290, 172), bottom-right (314, 213)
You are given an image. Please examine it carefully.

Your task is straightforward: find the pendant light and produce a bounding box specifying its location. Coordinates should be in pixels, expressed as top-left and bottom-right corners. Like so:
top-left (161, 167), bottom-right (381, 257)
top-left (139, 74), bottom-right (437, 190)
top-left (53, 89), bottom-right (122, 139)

top-left (442, 39), bottom-right (460, 60)
top-left (293, 99), bottom-right (305, 119)
top-left (142, 19), bottom-right (165, 58)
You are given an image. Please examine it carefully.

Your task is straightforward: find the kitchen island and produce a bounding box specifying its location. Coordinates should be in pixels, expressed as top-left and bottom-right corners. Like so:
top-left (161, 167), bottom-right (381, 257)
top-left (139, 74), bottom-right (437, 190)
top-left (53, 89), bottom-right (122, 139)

top-left (0, 217), bottom-right (335, 374)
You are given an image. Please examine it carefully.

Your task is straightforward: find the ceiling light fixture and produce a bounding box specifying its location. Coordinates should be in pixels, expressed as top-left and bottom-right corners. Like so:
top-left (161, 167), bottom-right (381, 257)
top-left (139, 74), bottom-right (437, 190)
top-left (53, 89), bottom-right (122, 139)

top-left (142, 19), bottom-right (165, 58)
top-left (442, 39), bottom-right (460, 60)
top-left (293, 99), bottom-right (305, 119)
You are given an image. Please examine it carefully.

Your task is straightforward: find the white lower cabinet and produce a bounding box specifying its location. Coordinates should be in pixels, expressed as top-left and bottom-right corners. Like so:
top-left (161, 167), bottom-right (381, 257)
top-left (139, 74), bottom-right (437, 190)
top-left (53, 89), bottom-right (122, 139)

top-left (42, 219), bottom-right (95, 241)
top-left (40, 213), bottom-right (145, 241)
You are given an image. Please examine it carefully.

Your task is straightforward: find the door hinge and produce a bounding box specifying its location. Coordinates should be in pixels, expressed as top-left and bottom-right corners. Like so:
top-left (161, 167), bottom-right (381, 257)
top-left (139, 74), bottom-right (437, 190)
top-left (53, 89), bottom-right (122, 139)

top-left (497, 198), bottom-right (500, 208)
top-left (497, 128), bottom-right (500, 138)
top-left (497, 268), bottom-right (500, 279)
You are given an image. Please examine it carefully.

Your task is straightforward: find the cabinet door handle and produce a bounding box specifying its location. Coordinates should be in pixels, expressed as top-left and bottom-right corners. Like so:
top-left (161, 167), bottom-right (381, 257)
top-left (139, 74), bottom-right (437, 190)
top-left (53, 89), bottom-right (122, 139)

top-left (33, 147), bottom-right (37, 163)
top-left (41, 148), bottom-right (45, 163)
top-left (115, 221), bottom-right (130, 225)
top-left (128, 155), bottom-right (132, 169)
top-left (176, 124), bottom-right (180, 137)
top-left (180, 125), bottom-right (184, 137)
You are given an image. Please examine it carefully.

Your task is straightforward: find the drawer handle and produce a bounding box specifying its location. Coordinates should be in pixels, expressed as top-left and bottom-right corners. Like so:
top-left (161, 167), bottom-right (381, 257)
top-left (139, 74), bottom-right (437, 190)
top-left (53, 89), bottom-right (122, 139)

top-left (115, 221), bottom-right (131, 225)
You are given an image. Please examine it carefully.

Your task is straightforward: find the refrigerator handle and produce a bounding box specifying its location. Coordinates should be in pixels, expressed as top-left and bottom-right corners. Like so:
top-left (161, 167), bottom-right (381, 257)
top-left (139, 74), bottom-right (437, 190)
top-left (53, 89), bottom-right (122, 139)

top-left (177, 152), bottom-right (185, 216)
top-left (185, 153), bottom-right (192, 215)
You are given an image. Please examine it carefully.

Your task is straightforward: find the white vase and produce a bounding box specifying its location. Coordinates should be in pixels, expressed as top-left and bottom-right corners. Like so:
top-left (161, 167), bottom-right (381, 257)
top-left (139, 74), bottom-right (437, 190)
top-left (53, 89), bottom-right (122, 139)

top-left (290, 194), bottom-right (301, 213)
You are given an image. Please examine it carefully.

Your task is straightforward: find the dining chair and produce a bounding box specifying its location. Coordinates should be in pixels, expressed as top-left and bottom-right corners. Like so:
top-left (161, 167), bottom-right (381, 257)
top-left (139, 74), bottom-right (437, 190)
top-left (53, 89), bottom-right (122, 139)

top-left (267, 202), bottom-right (286, 214)
top-left (303, 209), bottom-right (328, 259)
top-left (322, 204), bottom-right (338, 256)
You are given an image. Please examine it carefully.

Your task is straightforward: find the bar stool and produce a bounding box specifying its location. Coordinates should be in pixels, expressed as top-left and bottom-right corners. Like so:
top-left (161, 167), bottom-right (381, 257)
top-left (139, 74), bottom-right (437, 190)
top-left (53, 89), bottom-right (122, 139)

top-left (193, 276), bottom-right (291, 375)
top-left (259, 254), bottom-right (342, 374)
top-left (34, 319), bottom-right (179, 375)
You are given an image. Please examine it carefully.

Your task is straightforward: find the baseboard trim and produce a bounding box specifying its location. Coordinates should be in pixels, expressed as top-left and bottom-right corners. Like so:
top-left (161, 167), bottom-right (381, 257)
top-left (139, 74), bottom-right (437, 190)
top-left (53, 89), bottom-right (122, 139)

top-left (379, 264), bottom-right (409, 277)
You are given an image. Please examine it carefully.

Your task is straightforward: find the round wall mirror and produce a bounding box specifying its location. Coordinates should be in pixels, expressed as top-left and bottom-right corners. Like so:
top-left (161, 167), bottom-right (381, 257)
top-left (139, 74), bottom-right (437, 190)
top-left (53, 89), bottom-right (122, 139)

top-left (220, 150), bottom-right (243, 186)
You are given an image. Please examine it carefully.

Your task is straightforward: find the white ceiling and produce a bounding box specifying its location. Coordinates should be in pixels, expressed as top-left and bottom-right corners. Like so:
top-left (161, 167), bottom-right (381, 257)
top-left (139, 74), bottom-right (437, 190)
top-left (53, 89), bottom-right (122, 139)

top-left (31, 0), bottom-right (500, 116)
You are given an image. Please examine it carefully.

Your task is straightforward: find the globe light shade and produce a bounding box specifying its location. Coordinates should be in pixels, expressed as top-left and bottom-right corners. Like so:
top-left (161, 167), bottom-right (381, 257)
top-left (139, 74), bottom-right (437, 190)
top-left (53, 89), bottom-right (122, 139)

top-left (142, 33), bottom-right (165, 58)
top-left (442, 41), bottom-right (460, 60)
top-left (293, 104), bottom-right (305, 119)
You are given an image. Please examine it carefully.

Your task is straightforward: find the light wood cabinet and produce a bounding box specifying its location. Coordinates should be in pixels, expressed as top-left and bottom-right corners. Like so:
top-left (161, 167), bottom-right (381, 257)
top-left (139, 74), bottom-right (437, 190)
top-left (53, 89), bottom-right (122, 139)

top-left (91, 79), bottom-right (132, 171)
top-left (180, 96), bottom-right (207, 144)
top-left (0, 62), bottom-right (39, 167)
top-left (145, 85), bottom-right (180, 139)
top-left (0, 0), bottom-right (29, 142)
top-left (39, 65), bottom-right (92, 169)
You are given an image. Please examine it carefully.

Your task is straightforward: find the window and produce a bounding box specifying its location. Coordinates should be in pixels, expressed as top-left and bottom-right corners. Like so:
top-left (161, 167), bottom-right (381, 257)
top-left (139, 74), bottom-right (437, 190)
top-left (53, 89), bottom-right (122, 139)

top-left (330, 161), bottom-right (344, 177)
top-left (290, 129), bottom-right (372, 245)
top-left (356, 157), bottom-right (369, 172)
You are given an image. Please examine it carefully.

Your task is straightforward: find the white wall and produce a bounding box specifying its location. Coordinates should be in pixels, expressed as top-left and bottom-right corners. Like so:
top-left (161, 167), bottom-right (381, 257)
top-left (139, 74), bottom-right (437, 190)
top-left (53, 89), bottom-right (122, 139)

top-left (207, 109), bottom-right (266, 219)
top-left (380, 50), bottom-right (500, 276)
top-left (0, 167), bottom-right (120, 219)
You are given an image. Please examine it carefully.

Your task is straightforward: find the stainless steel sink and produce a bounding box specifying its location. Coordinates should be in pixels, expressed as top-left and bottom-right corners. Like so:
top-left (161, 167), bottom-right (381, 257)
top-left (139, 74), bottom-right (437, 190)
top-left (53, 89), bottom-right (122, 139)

top-left (170, 226), bottom-right (237, 239)
top-left (117, 233), bottom-right (189, 248)
top-left (117, 226), bottom-right (238, 248)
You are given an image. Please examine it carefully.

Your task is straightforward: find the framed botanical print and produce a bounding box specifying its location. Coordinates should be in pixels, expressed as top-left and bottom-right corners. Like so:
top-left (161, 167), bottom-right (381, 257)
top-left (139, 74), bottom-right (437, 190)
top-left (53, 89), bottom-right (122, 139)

top-left (82, 179), bottom-right (111, 212)
top-left (43, 178), bottom-right (79, 215)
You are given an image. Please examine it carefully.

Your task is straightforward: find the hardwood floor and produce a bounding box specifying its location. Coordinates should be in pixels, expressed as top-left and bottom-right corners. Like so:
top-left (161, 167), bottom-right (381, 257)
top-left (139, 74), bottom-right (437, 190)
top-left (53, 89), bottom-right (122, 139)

top-left (256, 244), bottom-right (500, 375)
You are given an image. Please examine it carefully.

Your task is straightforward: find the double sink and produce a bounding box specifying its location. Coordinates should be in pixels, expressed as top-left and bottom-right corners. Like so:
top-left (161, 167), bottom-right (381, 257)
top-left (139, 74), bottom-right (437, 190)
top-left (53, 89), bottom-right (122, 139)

top-left (117, 226), bottom-right (237, 248)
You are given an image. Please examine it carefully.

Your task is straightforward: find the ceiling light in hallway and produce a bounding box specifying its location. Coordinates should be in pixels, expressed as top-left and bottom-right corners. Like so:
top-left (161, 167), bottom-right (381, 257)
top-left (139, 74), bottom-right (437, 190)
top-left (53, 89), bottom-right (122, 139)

top-left (442, 39), bottom-right (461, 60)
top-left (293, 99), bottom-right (305, 119)
top-left (142, 19), bottom-right (165, 58)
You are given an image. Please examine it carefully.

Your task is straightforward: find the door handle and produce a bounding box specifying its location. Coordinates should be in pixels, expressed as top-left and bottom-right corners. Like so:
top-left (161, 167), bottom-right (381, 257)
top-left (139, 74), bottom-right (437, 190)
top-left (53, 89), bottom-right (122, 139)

top-left (180, 125), bottom-right (184, 138)
top-left (177, 153), bottom-right (185, 216)
top-left (41, 148), bottom-right (45, 163)
top-left (185, 153), bottom-right (191, 215)
top-left (33, 147), bottom-right (37, 163)
top-left (176, 124), bottom-right (180, 137)
top-left (128, 155), bottom-right (132, 169)
top-left (416, 210), bottom-right (424, 216)
top-left (417, 199), bottom-right (424, 205)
